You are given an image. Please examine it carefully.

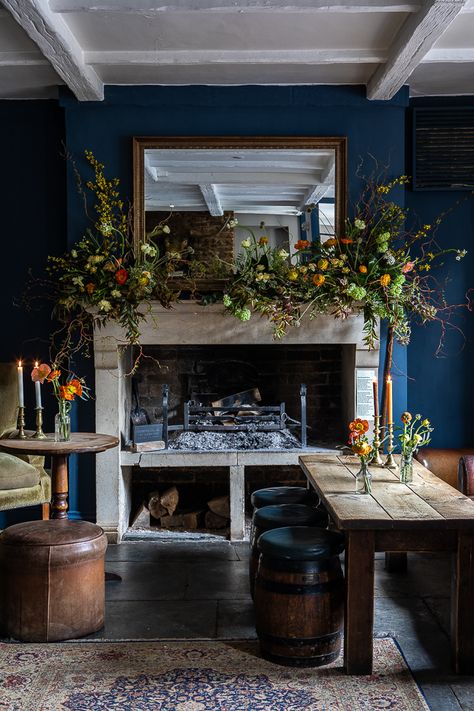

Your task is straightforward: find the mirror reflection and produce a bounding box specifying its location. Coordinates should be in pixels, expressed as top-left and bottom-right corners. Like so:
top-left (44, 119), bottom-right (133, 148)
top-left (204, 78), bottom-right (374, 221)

top-left (143, 147), bottom-right (336, 275)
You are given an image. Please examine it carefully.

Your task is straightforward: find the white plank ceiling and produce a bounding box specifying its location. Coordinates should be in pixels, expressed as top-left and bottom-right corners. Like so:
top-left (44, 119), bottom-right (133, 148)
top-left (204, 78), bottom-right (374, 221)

top-left (0, 0), bottom-right (473, 100)
top-left (144, 147), bottom-right (335, 215)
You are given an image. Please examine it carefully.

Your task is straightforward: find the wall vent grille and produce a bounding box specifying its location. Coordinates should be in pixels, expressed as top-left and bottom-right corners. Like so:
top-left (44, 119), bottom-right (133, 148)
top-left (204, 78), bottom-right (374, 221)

top-left (413, 107), bottom-right (474, 191)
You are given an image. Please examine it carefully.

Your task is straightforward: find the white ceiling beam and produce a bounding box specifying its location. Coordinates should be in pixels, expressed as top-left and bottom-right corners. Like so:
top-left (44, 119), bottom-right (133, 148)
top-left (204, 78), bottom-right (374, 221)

top-left (367, 0), bottom-right (467, 100)
top-left (86, 49), bottom-right (386, 66)
top-left (153, 171), bottom-right (322, 185)
top-left (423, 48), bottom-right (474, 62)
top-left (199, 184), bottom-right (223, 216)
top-left (300, 185), bottom-right (331, 210)
top-left (51, 0), bottom-right (420, 13)
top-left (0, 50), bottom-right (48, 65)
top-left (1, 0), bottom-right (103, 101)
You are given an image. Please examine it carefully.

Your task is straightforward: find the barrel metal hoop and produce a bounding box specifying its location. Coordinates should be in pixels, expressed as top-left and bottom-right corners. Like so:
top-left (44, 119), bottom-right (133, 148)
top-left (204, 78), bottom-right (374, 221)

top-left (256, 629), bottom-right (342, 647)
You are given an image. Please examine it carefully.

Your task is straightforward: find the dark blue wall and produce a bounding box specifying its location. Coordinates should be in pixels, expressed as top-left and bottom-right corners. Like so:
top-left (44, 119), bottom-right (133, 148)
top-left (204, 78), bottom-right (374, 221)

top-left (406, 98), bottom-right (474, 447)
top-left (0, 101), bottom-right (66, 526)
top-left (8, 85), bottom-right (472, 524)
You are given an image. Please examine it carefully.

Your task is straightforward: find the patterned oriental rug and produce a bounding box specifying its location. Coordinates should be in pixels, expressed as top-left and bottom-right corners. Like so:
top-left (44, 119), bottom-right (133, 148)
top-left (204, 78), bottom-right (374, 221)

top-left (0, 638), bottom-right (429, 710)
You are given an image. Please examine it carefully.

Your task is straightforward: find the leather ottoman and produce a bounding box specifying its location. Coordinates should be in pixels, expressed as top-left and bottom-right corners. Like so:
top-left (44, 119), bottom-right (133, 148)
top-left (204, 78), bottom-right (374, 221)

top-left (0, 519), bottom-right (107, 642)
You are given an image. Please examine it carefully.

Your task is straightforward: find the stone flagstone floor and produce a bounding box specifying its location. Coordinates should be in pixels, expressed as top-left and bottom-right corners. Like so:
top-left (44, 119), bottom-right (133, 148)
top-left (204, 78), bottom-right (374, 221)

top-left (86, 541), bottom-right (474, 711)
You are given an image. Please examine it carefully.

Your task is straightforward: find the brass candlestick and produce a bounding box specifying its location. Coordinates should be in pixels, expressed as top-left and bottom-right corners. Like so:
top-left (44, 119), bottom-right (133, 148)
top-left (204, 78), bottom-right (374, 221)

top-left (31, 407), bottom-right (47, 440)
top-left (15, 406), bottom-right (27, 439)
top-left (371, 414), bottom-right (384, 466)
top-left (384, 422), bottom-right (397, 469)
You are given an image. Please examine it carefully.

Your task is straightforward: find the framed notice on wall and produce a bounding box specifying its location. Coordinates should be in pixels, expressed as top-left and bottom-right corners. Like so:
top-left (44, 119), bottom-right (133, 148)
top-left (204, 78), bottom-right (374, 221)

top-left (355, 369), bottom-right (376, 420)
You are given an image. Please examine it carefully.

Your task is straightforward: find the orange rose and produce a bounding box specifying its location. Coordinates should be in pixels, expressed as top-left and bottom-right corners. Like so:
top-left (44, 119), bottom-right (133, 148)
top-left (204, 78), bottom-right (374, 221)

top-left (340, 238), bottom-right (353, 245)
top-left (294, 240), bottom-right (311, 250)
top-left (324, 238), bottom-right (338, 247)
top-left (258, 236), bottom-right (269, 246)
top-left (86, 282), bottom-right (95, 294)
top-left (380, 274), bottom-right (391, 287)
top-left (359, 265), bottom-right (368, 274)
top-left (352, 441), bottom-right (372, 457)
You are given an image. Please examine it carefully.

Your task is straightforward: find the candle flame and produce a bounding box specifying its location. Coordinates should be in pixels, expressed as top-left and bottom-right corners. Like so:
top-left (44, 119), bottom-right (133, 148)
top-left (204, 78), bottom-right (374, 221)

top-left (18, 360), bottom-right (22, 367)
top-left (34, 361), bottom-right (39, 368)
top-left (386, 375), bottom-right (392, 383)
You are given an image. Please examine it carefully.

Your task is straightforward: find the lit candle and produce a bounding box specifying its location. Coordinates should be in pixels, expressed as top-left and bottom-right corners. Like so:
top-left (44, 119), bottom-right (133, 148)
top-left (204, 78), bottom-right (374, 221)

top-left (386, 375), bottom-right (393, 425)
top-left (17, 360), bottom-right (24, 408)
top-left (372, 378), bottom-right (379, 419)
top-left (34, 362), bottom-right (42, 409)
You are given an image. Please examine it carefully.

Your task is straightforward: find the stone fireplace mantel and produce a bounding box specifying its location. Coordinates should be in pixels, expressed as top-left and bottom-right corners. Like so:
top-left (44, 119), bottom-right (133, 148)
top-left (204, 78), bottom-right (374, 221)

top-left (93, 302), bottom-right (379, 542)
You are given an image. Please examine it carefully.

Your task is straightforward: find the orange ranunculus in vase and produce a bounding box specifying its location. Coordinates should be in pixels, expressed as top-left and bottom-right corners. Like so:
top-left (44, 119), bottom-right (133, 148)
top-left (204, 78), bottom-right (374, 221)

top-left (346, 418), bottom-right (372, 495)
top-left (32, 364), bottom-right (90, 441)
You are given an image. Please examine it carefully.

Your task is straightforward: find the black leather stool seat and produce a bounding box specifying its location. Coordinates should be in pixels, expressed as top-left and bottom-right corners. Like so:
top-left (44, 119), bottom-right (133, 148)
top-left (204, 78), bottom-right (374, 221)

top-left (258, 526), bottom-right (344, 561)
top-left (253, 504), bottom-right (328, 532)
top-left (251, 486), bottom-right (315, 509)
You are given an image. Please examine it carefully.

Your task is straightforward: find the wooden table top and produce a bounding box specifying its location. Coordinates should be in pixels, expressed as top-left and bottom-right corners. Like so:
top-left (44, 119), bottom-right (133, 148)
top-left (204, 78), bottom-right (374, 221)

top-left (0, 432), bottom-right (119, 457)
top-left (299, 453), bottom-right (474, 531)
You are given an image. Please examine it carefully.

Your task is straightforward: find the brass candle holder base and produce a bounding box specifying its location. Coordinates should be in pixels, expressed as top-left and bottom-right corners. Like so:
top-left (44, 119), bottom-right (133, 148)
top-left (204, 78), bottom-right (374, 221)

top-left (371, 414), bottom-right (384, 466)
top-left (15, 406), bottom-right (27, 439)
top-left (31, 407), bottom-right (47, 440)
top-left (384, 422), bottom-right (398, 470)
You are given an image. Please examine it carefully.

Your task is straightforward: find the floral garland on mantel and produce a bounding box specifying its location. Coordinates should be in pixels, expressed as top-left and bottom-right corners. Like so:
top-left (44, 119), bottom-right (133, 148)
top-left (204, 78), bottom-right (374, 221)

top-left (26, 152), bottom-right (470, 368)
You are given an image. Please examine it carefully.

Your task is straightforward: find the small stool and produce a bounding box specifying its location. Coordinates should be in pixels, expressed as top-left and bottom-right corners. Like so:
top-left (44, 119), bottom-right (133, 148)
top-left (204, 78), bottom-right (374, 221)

top-left (0, 520), bottom-right (107, 642)
top-left (251, 486), bottom-right (316, 510)
top-left (254, 526), bottom-right (345, 667)
top-left (249, 504), bottom-right (328, 598)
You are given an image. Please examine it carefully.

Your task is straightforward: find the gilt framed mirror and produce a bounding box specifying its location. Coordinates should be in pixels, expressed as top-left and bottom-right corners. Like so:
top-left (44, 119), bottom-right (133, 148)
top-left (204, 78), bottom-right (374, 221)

top-left (133, 136), bottom-right (347, 284)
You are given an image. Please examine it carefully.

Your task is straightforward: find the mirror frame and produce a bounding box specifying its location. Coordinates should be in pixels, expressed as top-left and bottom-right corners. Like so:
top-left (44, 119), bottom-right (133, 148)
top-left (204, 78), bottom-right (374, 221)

top-left (133, 135), bottom-right (347, 251)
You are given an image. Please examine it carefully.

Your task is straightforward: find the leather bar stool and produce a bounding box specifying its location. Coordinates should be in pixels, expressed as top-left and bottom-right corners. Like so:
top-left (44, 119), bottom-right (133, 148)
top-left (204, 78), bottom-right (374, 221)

top-left (250, 485), bottom-right (317, 510)
top-left (249, 503), bottom-right (328, 598)
top-left (0, 520), bottom-right (107, 642)
top-left (254, 525), bottom-right (345, 667)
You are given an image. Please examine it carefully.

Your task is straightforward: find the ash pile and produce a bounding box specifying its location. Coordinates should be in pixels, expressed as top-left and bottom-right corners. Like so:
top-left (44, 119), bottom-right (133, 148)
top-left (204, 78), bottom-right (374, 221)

top-left (168, 428), bottom-right (302, 451)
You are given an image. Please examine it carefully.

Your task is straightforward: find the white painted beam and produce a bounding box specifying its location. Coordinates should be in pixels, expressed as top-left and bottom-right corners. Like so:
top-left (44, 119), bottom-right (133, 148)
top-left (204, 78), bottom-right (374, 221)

top-left (300, 185), bottom-right (331, 210)
top-left (199, 184), bottom-right (223, 216)
top-left (152, 171), bottom-right (321, 185)
top-left (51, 0), bottom-right (420, 13)
top-left (423, 48), bottom-right (474, 62)
top-left (0, 50), bottom-right (48, 65)
top-left (2, 0), bottom-right (103, 101)
top-left (86, 49), bottom-right (387, 66)
top-left (367, 0), bottom-right (467, 100)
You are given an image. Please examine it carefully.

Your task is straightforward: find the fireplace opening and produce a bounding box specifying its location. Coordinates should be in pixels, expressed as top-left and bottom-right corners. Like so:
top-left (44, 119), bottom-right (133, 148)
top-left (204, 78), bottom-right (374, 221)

top-left (133, 343), bottom-right (345, 449)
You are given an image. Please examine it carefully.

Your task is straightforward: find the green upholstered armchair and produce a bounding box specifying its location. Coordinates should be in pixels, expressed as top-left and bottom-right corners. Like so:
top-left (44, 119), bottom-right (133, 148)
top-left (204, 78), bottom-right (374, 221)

top-left (0, 363), bottom-right (51, 519)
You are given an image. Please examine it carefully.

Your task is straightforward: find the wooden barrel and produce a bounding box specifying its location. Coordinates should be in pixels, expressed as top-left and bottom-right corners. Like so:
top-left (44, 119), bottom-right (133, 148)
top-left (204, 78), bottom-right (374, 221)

top-left (0, 520), bottom-right (107, 642)
top-left (254, 526), bottom-right (344, 667)
top-left (249, 504), bottom-right (328, 599)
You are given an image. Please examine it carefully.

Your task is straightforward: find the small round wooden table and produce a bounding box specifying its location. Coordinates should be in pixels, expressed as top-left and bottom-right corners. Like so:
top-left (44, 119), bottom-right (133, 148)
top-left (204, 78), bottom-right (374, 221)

top-left (0, 433), bottom-right (119, 520)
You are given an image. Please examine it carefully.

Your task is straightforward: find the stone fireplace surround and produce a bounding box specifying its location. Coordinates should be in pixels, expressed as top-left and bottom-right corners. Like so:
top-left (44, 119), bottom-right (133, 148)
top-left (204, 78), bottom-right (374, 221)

top-left (94, 302), bottom-right (379, 543)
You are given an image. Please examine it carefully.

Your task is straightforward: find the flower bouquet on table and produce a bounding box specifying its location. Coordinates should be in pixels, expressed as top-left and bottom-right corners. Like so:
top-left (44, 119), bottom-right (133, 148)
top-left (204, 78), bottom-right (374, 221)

top-left (348, 418), bottom-right (373, 495)
top-left (31, 363), bottom-right (90, 442)
top-left (397, 412), bottom-right (434, 483)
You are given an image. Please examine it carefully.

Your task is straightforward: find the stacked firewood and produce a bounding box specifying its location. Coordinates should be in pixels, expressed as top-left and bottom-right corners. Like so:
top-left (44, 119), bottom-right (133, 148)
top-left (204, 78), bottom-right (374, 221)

top-left (131, 487), bottom-right (230, 531)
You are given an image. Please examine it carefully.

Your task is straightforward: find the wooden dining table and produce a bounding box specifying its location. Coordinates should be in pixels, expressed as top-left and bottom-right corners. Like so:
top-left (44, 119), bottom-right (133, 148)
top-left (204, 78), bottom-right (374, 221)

top-left (299, 453), bottom-right (474, 676)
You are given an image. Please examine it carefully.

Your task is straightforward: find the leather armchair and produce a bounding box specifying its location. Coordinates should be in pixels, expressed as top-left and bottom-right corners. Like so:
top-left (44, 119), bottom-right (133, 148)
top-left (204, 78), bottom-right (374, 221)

top-left (0, 363), bottom-right (50, 519)
top-left (415, 448), bottom-right (474, 495)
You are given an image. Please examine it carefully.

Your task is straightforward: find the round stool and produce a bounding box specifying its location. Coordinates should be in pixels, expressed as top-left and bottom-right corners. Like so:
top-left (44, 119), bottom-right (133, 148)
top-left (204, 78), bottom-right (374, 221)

top-left (249, 504), bottom-right (328, 598)
top-left (254, 526), bottom-right (345, 667)
top-left (0, 520), bottom-right (107, 642)
top-left (250, 486), bottom-right (316, 510)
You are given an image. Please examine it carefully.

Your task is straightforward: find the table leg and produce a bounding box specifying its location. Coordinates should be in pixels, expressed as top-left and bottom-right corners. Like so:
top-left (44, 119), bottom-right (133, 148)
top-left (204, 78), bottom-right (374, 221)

top-left (51, 453), bottom-right (69, 520)
top-left (452, 531), bottom-right (474, 674)
top-left (344, 530), bottom-right (375, 675)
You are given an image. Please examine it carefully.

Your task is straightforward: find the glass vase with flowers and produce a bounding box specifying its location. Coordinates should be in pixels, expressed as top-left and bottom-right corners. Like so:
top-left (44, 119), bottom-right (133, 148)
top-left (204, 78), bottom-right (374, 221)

top-left (348, 418), bottom-right (373, 495)
top-left (397, 412), bottom-right (434, 483)
top-left (31, 363), bottom-right (90, 441)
